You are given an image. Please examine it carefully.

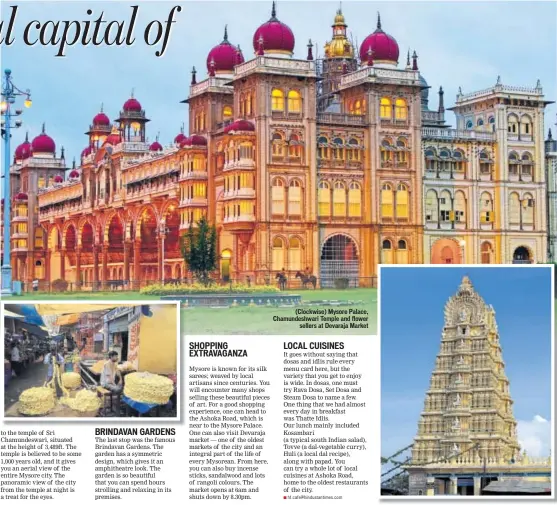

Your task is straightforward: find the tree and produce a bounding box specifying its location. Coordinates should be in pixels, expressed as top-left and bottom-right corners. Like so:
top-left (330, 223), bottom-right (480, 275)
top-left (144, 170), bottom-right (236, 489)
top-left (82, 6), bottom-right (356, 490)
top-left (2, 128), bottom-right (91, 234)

top-left (181, 216), bottom-right (218, 286)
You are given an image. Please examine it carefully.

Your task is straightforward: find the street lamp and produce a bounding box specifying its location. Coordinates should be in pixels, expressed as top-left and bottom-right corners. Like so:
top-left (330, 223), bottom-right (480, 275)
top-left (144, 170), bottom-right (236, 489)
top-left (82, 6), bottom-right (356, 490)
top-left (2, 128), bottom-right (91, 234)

top-left (458, 240), bottom-right (466, 264)
top-left (1, 69), bottom-right (32, 295)
top-left (159, 221), bottom-right (170, 284)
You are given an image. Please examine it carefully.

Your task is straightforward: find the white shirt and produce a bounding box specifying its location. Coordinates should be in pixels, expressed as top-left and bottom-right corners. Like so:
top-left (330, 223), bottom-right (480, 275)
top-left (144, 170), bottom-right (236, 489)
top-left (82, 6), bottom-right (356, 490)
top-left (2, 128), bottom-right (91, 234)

top-left (11, 348), bottom-right (20, 362)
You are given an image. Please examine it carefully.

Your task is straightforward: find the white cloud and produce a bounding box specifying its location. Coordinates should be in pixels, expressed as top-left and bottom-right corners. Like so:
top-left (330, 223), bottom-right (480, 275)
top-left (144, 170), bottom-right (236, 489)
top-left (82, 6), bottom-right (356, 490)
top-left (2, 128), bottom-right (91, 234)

top-left (517, 415), bottom-right (551, 457)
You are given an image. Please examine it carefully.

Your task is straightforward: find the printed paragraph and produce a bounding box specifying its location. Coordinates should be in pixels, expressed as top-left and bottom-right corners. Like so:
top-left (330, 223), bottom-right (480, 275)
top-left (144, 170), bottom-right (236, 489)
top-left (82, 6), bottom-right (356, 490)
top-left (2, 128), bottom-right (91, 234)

top-left (188, 364), bottom-right (271, 500)
top-left (282, 346), bottom-right (369, 495)
top-left (0, 429), bottom-right (81, 500)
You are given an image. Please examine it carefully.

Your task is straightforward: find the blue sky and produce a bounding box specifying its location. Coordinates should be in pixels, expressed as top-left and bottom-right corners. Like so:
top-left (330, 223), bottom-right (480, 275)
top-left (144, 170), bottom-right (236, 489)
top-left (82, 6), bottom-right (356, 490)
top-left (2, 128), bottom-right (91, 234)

top-left (381, 266), bottom-right (553, 462)
top-left (1, 0), bottom-right (555, 166)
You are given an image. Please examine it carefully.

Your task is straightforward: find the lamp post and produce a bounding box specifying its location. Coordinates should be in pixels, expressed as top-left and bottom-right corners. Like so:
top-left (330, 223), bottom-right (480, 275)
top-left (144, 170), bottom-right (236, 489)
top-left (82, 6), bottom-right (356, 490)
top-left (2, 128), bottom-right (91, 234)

top-left (459, 239), bottom-right (466, 264)
top-left (159, 222), bottom-right (169, 284)
top-left (1, 69), bottom-right (32, 295)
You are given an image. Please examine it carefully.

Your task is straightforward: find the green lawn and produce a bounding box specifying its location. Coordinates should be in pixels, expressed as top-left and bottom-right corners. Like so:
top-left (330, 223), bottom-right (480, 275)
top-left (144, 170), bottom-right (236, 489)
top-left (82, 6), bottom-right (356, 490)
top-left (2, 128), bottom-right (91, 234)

top-left (7, 288), bottom-right (377, 336)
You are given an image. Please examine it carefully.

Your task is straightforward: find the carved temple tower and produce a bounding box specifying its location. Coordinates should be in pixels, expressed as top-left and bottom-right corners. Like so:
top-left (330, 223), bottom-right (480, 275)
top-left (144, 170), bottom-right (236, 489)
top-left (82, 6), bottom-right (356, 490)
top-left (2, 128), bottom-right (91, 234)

top-left (406, 276), bottom-right (550, 495)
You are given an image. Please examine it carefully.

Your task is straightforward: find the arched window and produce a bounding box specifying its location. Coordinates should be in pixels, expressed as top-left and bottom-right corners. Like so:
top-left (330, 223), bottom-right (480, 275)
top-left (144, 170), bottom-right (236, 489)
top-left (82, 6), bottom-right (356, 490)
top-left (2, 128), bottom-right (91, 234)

top-left (396, 138), bottom-right (407, 163)
top-left (523, 193), bottom-right (534, 226)
top-left (425, 189), bottom-right (438, 223)
top-left (381, 139), bottom-right (393, 163)
top-left (454, 191), bottom-right (466, 224)
top-left (521, 152), bottom-right (533, 177)
top-left (439, 150), bottom-right (450, 171)
top-left (425, 148), bottom-right (436, 172)
top-left (272, 237), bottom-right (285, 270)
top-left (466, 120), bottom-right (473, 129)
top-left (453, 150), bottom-right (465, 173)
top-left (318, 136), bottom-right (329, 159)
top-left (507, 114), bottom-right (519, 134)
top-left (381, 239), bottom-right (393, 264)
top-left (348, 182), bottom-right (361, 217)
top-left (38, 176), bottom-right (45, 189)
top-left (479, 150), bottom-right (492, 176)
top-left (439, 190), bottom-right (452, 222)
top-left (354, 100), bottom-right (362, 115)
top-left (318, 181), bottom-right (331, 217)
top-left (34, 227), bottom-right (45, 248)
top-left (396, 183), bottom-right (409, 219)
top-left (289, 134), bottom-right (301, 158)
top-left (508, 152), bottom-right (519, 176)
top-left (288, 237), bottom-right (302, 271)
top-left (477, 118), bottom-right (484, 127)
top-left (381, 183), bottom-right (394, 218)
top-left (272, 132), bottom-right (285, 157)
top-left (34, 260), bottom-right (44, 279)
top-left (347, 138), bottom-right (360, 161)
top-left (272, 178), bottom-right (285, 215)
top-left (480, 192), bottom-right (494, 224)
top-left (509, 192), bottom-right (520, 225)
top-left (287, 90), bottom-right (302, 113)
top-left (395, 98), bottom-right (407, 120)
top-left (333, 182), bottom-right (346, 217)
top-left (397, 239), bottom-right (409, 264)
top-left (481, 241), bottom-right (493, 264)
top-left (245, 92), bottom-right (252, 115)
top-left (288, 180), bottom-right (302, 216)
top-left (271, 89), bottom-right (285, 111)
top-left (380, 97), bottom-right (392, 119)
top-left (521, 115), bottom-right (532, 135)
top-left (488, 116), bottom-right (495, 124)
top-left (332, 137), bottom-right (344, 160)
top-left (223, 105), bottom-right (233, 119)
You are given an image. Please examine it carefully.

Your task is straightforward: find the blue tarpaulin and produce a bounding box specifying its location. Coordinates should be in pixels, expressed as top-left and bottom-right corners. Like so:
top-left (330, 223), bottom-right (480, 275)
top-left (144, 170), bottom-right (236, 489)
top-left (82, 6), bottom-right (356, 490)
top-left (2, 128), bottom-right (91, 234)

top-left (16, 305), bottom-right (44, 326)
top-left (122, 395), bottom-right (171, 414)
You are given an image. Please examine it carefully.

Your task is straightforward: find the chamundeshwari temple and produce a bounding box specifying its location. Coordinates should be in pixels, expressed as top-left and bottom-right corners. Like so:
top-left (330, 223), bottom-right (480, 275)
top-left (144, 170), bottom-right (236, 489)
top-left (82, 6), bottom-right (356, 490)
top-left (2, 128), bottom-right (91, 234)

top-left (0, 3), bottom-right (553, 290)
top-left (406, 276), bottom-right (551, 496)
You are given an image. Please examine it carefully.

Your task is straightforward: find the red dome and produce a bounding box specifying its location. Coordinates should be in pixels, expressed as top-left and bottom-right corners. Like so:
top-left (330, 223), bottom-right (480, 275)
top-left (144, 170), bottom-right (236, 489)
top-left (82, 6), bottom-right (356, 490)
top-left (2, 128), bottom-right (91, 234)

top-left (224, 119), bottom-right (255, 133)
top-left (123, 97), bottom-right (142, 112)
top-left (14, 192), bottom-right (28, 201)
top-left (31, 126), bottom-right (56, 154)
top-left (54, 175), bottom-right (64, 183)
top-left (180, 137), bottom-right (192, 148)
top-left (93, 112), bottom-right (110, 126)
top-left (253, 3), bottom-right (295, 55)
top-left (189, 135), bottom-right (208, 147)
top-left (207, 27), bottom-right (244, 74)
top-left (81, 145), bottom-right (93, 158)
top-left (174, 133), bottom-right (186, 144)
top-left (359, 14), bottom-right (399, 65)
top-left (69, 170), bottom-right (80, 179)
top-left (104, 132), bottom-right (121, 146)
top-left (149, 141), bottom-right (163, 151)
top-left (15, 135), bottom-right (31, 161)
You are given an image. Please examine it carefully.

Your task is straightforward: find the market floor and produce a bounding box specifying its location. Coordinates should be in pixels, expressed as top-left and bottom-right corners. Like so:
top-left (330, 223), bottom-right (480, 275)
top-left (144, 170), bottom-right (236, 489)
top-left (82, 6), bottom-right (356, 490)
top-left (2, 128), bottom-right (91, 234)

top-left (4, 359), bottom-right (48, 412)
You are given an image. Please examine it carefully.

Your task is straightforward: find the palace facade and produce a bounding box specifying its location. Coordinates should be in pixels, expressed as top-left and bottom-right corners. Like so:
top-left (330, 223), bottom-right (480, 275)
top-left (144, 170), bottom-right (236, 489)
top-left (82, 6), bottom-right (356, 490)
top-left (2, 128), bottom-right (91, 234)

top-left (406, 276), bottom-right (550, 496)
top-left (0, 4), bottom-right (552, 289)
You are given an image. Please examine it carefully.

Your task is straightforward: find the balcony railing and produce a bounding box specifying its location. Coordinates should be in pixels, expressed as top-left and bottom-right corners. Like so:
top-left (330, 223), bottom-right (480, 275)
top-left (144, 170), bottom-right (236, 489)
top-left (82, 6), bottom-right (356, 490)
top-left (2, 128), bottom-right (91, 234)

top-left (317, 113), bottom-right (365, 126)
top-left (422, 127), bottom-right (496, 141)
top-left (180, 171), bottom-right (208, 181)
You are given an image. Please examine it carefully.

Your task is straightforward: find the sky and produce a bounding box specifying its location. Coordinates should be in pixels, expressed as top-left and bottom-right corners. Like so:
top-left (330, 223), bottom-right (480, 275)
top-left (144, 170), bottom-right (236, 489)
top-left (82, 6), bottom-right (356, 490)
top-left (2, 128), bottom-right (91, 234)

top-left (0, 0), bottom-right (555, 168)
top-left (380, 266), bottom-right (553, 464)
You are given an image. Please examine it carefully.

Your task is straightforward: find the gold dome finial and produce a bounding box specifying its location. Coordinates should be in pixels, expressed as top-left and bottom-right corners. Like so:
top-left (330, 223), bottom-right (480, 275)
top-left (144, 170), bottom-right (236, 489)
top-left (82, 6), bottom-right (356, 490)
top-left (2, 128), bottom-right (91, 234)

top-left (325, 5), bottom-right (353, 58)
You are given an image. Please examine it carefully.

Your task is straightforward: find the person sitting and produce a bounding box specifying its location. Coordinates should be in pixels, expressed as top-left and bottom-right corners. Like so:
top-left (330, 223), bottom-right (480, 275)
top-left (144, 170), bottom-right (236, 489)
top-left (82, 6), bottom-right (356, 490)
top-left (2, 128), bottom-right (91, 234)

top-left (100, 351), bottom-right (123, 394)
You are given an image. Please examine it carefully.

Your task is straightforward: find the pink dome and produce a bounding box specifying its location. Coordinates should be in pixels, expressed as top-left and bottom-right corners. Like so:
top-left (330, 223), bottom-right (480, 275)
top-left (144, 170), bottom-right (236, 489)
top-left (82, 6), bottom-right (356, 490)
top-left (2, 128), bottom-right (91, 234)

top-left (69, 170), bottom-right (80, 179)
top-left (180, 137), bottom-right (192, 148)
top-left (207, 27), bottom-right (244, 74)
top-left (149, 141), bottom-right (163, 151)
top-left (224, 119), bottom-right (255, 133)
top-left (15, 135), bottom-right (32, 161)
top-left (14, 192), bottom-right (28, 201)
top-left (174, 132), bottom-right (186, 144)
top-left (93, 111), bottom-right (110, 126)
top-left (54, 175), bottom-right (63, 183)
top-left (123, 97), bottom-right (142, 112)
top-left (81, 146), bottom-right (93, 158)
top-left (31, 126), bottom-right (56, 154)
top-left (359, 14), bottom-right (399, 65)
top-left (104, 132), bottom-right (121, 146)
top-left (189, 135), bottom-right (208, 147)
top-left (253, 2), bottom-right (295, 55)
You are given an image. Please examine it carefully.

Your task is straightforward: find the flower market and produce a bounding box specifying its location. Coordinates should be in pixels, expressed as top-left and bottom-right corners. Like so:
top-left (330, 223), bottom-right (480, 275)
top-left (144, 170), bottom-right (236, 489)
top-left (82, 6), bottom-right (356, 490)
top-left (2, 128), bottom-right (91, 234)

top-left (3, 303), bottom-right (178, 418)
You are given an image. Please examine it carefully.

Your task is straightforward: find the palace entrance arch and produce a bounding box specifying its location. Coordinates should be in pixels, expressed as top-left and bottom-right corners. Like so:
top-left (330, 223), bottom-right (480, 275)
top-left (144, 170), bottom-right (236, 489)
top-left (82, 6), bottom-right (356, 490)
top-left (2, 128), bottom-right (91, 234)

top-left (320, 234), bottom-right (359, 288)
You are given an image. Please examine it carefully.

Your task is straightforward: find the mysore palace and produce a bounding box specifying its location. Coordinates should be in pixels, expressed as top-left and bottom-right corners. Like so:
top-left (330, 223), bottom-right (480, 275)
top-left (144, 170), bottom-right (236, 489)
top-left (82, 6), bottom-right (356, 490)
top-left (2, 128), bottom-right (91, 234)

top-left (1, 3), bottom-right (554, 290)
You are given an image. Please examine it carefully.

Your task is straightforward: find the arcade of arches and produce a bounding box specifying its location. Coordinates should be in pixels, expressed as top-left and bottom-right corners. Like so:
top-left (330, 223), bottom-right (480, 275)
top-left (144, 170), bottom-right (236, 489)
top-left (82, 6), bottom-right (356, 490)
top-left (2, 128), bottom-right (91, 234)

top-left (42, 205), bottom-right (183, 288)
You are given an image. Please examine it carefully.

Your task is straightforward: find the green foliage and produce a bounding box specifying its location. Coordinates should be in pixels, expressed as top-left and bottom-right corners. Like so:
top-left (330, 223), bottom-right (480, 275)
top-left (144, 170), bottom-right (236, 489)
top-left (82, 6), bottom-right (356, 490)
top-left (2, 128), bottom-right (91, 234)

top-left (140, 282), bottom-right (280, 296)
top-left (51, 279), bottom-right (69, 292)
top-left (181, 216), bottom-right (218, 286)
